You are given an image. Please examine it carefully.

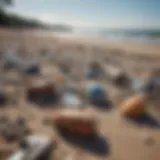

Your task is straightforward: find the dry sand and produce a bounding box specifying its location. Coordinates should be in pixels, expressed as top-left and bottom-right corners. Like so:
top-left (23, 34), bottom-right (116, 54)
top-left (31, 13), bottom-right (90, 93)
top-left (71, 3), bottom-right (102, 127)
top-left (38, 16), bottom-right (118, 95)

top-left (0, 28), bottom-right (160, 160)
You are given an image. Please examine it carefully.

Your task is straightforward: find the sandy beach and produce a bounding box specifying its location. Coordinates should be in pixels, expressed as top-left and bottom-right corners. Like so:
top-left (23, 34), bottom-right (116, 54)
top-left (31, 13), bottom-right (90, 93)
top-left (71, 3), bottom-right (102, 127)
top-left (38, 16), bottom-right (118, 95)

top-left (0, 28), bottom-right (160, 160)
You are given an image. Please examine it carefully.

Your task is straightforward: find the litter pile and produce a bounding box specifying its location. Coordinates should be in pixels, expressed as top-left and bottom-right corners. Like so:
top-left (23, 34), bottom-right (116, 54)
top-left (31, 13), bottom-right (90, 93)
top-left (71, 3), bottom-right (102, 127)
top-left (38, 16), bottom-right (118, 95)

top-left (0, 46), bottom-right (159, 160)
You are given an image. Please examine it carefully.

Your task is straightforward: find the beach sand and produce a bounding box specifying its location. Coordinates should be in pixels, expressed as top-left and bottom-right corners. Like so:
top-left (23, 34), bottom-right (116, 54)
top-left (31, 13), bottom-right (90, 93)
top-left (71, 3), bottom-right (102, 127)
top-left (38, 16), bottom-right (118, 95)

top-left (0, 28), bottom-right (160, 160)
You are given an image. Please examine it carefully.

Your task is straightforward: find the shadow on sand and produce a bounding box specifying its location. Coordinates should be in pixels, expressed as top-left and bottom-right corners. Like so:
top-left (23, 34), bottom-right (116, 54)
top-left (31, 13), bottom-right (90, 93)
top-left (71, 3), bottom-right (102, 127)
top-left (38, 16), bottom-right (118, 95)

top-left (129, 114), bottom-right (160, 128)
top-left (29, 95), bottom-right (58, 107)
top-left (92, 100), bottom-right (113, 111)
top-left (58, 130), bottom-right (110, 156)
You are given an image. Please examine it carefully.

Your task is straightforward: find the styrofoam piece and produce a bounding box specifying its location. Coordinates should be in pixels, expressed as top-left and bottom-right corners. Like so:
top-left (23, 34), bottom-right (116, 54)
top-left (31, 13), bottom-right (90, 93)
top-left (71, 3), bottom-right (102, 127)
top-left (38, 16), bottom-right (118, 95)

top-left (8, 135), bottom-right (53, 160)
top-left (61, 92), bottom-right (82, 108)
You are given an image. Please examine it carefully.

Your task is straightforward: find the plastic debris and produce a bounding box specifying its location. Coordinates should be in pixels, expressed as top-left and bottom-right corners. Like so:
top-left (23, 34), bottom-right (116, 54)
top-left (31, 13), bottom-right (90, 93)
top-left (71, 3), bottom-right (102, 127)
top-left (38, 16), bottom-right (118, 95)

top-left (132, 71), bottom-right (160, 99)
top-left (53, 110), bottom-right (97, 137)
top-left (120, 95), bottom-right (145, 118)
top-left (105, 64), bottom-right (128, 86)
top-left (131, 79), bottom-right (150, 93)
top-left (26, 82), bottom-right (58, 106)
top-left (9, 135), bottom-right (55, 160)
top-left (86, 69), bottom-right (104, 79)
top-left (87, 83), bottom-right (109, 106)
top-left (3, 51), bottom-right (24, 70)
top-left (87, 62), bottom-right (104, 79)
top-left (61, 92), bottom-right (82, 108)
top-left (2, 49), bottom-right (40, 75)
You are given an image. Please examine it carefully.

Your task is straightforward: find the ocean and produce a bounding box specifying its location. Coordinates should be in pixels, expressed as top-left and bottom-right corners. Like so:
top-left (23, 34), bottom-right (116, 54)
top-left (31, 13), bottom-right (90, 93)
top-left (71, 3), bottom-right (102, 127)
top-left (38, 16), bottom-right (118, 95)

top-left (72, 27), bottom-right (160, 45)
top-left (36, 27), bottom-right (160, 45)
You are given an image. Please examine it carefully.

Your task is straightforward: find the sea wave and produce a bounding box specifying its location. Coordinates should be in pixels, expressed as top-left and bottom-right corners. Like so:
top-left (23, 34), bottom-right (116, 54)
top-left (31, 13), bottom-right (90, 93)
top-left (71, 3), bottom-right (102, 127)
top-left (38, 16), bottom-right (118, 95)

top-left (69, 27), bottom-right (160, 44)
top-left (33, 27), bottom-right (160, 45)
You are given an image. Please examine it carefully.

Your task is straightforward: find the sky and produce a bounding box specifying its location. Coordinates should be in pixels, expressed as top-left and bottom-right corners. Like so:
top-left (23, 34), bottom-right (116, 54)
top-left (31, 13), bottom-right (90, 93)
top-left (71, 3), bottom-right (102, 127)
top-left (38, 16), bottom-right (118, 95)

top-left (7, 0), bottom-right (160, 29)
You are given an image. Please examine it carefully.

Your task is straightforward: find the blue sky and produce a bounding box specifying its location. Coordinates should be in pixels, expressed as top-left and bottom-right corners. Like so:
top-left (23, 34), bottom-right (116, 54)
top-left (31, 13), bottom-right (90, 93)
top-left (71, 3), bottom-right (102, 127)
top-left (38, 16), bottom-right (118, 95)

top-left (8, 0), bottom-right (160, 28)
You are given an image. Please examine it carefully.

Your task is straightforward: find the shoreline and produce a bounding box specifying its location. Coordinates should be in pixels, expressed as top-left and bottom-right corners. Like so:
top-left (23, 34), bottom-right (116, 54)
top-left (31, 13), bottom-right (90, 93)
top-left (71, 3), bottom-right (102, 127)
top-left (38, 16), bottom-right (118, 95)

top-left (0, 28), bottom-right (160, 57)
